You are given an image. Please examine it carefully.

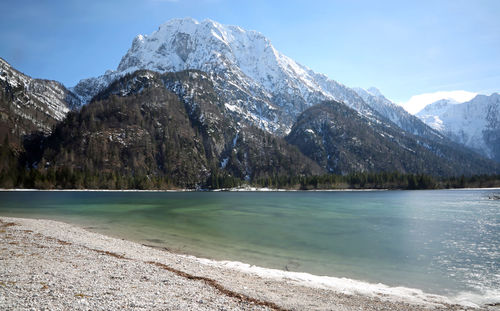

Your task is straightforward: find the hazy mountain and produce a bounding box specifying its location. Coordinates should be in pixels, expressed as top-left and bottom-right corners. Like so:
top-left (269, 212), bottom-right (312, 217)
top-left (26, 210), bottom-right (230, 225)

top-left (416, 93), bottom-right (500, 162)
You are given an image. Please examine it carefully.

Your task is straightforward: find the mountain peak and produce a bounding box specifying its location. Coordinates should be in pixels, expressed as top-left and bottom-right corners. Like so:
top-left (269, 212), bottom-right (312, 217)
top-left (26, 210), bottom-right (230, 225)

top-left (117, 18), bottom-right (265, 74)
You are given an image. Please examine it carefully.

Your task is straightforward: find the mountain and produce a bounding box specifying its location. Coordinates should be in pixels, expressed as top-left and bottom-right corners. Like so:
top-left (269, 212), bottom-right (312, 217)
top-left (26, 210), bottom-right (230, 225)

top-left (72, 18), bottom-right (367, 135)
top-left (416, 93), bottom-right (500, 162)
top-left (0, 57), bottom-right (80, 145)
top-left (74, 18), bottom-right (440, 141)
top-left (74, 18), bottom-right (482, 166)
top-left (37, 70), bottom-right (322, 188)
top-left (286, 101), bottom-right (498, 176)
top-left (2, 19), bottom-right (499, 189)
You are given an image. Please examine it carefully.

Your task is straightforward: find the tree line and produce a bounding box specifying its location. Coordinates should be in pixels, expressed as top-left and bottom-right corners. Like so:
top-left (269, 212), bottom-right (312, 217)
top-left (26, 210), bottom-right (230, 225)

top-left (1, 140), bottom-right (499, 191)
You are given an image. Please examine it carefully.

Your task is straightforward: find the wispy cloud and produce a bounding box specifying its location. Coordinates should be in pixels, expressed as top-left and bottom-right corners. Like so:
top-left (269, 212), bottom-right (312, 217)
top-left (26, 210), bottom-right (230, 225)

top-left (399, 90), bottom-right (477, 114)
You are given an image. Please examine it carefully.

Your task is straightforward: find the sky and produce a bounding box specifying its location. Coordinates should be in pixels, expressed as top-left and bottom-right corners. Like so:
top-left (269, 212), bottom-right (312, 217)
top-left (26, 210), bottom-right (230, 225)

top-left (1, 0), bottom-right (499, 112)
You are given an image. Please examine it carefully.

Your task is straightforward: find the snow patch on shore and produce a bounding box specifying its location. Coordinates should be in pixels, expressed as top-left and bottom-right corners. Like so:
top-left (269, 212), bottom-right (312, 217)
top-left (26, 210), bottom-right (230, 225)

top-left (195, 258), bottom-right (482, 307)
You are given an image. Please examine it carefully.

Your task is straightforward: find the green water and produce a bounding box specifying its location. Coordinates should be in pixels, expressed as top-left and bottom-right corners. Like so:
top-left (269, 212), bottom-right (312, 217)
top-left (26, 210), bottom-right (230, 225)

top-left (0, 190), bottom-right (498, 301)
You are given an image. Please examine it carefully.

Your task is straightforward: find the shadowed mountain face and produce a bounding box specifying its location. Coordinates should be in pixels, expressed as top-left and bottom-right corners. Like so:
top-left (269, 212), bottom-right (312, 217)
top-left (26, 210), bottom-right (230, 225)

top-left (286, 101), bottom-right (499, 176)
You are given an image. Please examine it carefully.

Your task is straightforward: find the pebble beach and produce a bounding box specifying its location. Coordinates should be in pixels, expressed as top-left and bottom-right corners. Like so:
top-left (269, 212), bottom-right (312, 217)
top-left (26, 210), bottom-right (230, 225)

top-left (0, 217), bottom-right (493, 310)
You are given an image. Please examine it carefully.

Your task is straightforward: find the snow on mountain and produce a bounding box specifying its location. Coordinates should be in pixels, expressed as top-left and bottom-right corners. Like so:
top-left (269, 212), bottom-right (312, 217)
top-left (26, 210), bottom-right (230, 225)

top-left (418, 98), bottom-right (460, 116)
top-left (416, 93), bottom-right (500, 161)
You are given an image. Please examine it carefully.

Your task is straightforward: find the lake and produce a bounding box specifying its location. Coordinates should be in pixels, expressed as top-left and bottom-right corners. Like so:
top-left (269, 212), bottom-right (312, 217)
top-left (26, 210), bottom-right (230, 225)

top-left (0, 189), bottom-right (498, 304)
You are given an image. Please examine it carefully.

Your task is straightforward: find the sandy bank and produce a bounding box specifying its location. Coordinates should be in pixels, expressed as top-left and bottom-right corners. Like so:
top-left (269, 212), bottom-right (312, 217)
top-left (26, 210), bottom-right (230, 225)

top-left (0, 217), bottom-right (490, 310)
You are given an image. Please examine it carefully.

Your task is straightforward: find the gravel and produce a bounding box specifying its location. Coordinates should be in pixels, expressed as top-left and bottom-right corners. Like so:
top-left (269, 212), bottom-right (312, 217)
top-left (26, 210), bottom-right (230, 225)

top-left (0, 217), bottom-right (490, 311)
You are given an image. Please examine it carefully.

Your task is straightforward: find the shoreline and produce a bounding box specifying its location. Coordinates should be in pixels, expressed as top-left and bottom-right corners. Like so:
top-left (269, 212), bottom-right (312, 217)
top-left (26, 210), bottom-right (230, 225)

top-left (0, 216), bottom-right (493, 310)
top-left (1, 187), bottom-right (500, 192)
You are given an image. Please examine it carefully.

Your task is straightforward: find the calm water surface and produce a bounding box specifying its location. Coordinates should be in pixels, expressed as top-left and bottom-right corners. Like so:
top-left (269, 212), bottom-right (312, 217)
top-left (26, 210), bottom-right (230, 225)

top-left (0, 190), bottom-right (498, 300)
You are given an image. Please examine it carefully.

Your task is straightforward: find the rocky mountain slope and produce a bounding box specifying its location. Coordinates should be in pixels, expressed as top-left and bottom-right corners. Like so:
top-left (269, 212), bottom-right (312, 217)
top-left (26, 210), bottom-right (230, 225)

top-left (286, 101), bottom-right (498, 176)
top-left (0, 58), bottom-right (80, 145)
top-left (416, 93), bottom-right (500, 162)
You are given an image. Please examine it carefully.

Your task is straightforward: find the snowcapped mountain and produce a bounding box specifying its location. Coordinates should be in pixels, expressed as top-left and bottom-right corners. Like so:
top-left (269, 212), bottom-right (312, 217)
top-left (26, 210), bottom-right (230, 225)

top-left (73, 18), bottom-right (450, 142)
top-left (0, 57), bottom-right (80, 143)
top-left (416, 94), bottom-right (500, 161)
top-left (72, 18), bottom-right (411, 135)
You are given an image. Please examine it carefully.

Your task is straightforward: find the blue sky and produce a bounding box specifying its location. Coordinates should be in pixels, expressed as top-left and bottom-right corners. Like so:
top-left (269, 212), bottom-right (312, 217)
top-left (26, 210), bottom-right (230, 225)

top-left (1, 0), bottom-right (499, 106)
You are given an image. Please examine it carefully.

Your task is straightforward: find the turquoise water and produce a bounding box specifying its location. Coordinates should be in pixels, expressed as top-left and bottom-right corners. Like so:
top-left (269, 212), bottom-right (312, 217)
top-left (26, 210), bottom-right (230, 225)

top-left (0, 190), bottom-right (498, 301)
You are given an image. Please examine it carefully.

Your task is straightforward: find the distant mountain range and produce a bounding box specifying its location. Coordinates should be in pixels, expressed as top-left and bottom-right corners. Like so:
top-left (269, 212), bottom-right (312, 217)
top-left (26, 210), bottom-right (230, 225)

top-left (416, 93), bottom-right (500, 162)
top-left (0, 18), bottom-right (499, 188)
